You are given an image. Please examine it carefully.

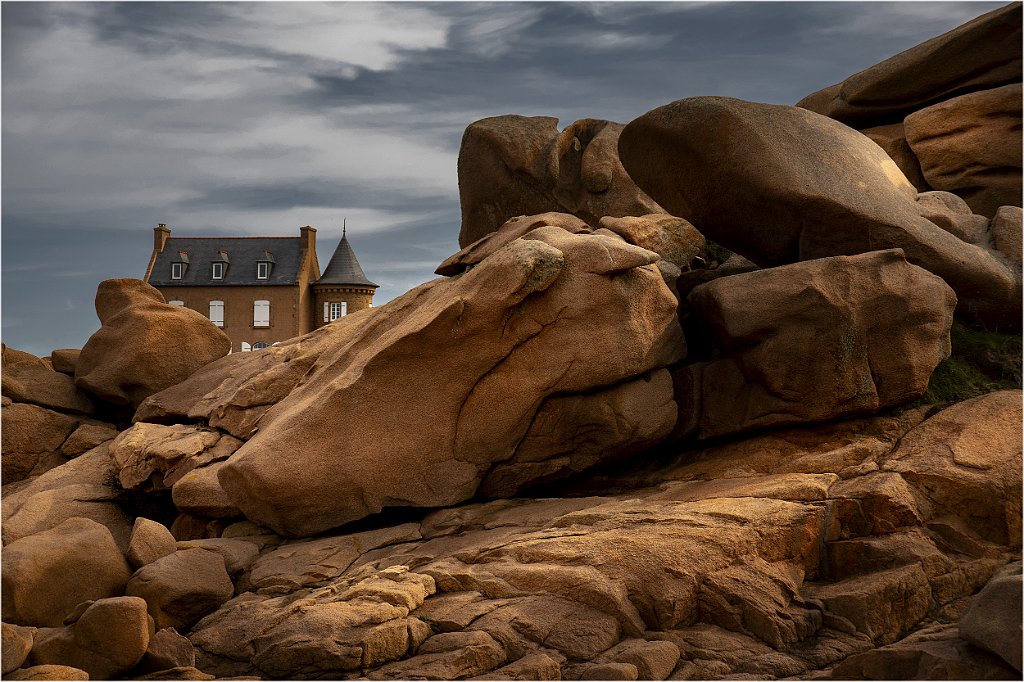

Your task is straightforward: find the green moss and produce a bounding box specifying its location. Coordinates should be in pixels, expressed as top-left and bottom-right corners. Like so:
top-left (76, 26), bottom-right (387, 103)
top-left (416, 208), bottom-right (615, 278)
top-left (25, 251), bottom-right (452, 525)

top-left (702, 240), bottom-right (733, 266)
top-left (921, 321), bottom-right (1022, 408)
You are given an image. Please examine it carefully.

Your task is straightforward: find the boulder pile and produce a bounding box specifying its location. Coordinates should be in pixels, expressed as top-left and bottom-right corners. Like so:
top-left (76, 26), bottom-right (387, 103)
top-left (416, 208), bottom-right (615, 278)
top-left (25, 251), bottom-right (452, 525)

top-left (797, 3), bottom-right (1022, 217)
top-left (2, 6), bottom-right (1021, 681)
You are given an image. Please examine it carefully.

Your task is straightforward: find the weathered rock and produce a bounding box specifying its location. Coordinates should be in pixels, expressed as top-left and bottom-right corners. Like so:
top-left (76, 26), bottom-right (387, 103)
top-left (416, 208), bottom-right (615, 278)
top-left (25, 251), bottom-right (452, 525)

top-left (479, 369), bottom-right (677, 497)
top-left (862, 122), bottom-right (929, 191)
top-left (367, 630), bottom-right (507, 679)
top-left (169, 515), bottom-right (230, 542)
top-left (135, 666), bottom-right (216, 680)
top-left (992, 205), bottom-right (1023, 272)
top-left (176, 538), bottom-right (261, 578)
top-left (1, 346), bottom-right (95, 415)
top-left (806, 564), bottom-right (932, 645)
top-left (244, 523), bottom-right (422, 594)
top-left (1, 444), bottom-right (132, 549)
top-left (1, 403), bottom-right (78, 484)
top-left (830, 622), bottom-right (1019, 680)
top-left (795, 3), bottom-right (1022, 128)
top-left (595, 638), bottom-right (680, 680)
top-left (959, 561), bottom-right (1023, 672)
top-left (75, 278), bottom-right (231, 408)
top-left (212, 225), bottom-right (682, 536)
top-left (191, 567), bottom-right (436, 678)
top-left (458, 116), bottom-right (664, 247)
top-left (7, 664), bottom-right (89, 680)
top-left (2, 517), bottom-right (132, 627)
top-left (437, 212), bottom-right (591, 277)
top-left (597, 214), bottom-right (705, 270)
top-left (677, 250), bottom-right (954, 439)
top-left (30, 596), bottom-right (151, 679)
top-left (619, 96), bottom-right (1021, 329)
top-left (49, 348), bottom-right (81, 375)
top-left (171, 462), bottom-right (240, 518)
top-left (475, 651), bottom-right (562, 680)
top-left (127, 517), bottom-right (179, 569)
top-left (2, 622), bottom-right (36, 674)
top-left (138, 627), bottom-right (197, 674)
top-left (126, 549), bottom-right (234, 631)
top-left (905, 83), bottom-right (1022, 217)
top-left (58, 422), bottom-right (118, 459)
top-left (882, 390), bottom-right (1022, 547)
top-left (111, 423), bottom-right (221, 491)
top-left (915, 191), bottom-right (991, 245)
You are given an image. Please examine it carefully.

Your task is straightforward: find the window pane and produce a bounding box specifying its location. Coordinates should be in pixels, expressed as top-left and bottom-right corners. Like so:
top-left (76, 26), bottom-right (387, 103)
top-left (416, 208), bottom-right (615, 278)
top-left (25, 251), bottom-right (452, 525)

top-left (257, 262), bottom-right (268, 279)
top-left (172, 263), bottom-right (183, 279)
top-left (209, 300), bottom-right (224, 327)
top-left (329, 302), bottom-right (341, 321)
top-left (213, 262), bottom-right (224, 279)
top-left (253, 342), bottom-right (269, 349)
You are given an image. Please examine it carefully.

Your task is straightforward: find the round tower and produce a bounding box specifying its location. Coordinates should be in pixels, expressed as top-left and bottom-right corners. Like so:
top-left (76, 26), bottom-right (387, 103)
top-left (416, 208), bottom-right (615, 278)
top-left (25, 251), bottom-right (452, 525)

top-left (312, 224), bottom-right (378, 327)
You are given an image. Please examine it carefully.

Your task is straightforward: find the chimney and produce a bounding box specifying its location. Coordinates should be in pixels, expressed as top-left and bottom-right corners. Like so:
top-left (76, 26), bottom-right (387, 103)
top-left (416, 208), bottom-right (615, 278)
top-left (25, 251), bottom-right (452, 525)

top-left (154, 224), bottom-right (171, 252)
top-left (300, 225), bottom-right (319, 281)
top-left (300, 225), bottom-right (317, 249)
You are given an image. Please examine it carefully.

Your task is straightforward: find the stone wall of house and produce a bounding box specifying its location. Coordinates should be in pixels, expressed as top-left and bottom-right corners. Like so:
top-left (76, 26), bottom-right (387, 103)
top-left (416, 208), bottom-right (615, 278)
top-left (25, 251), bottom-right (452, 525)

top-left (153, 285), bottom-right (300, 352)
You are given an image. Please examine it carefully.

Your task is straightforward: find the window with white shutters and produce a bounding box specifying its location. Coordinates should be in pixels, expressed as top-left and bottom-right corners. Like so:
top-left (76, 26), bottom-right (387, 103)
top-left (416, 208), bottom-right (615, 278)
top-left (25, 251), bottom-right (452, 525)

top-left (209, 300), bottom-right (224, 327)
top-left (254, 300), bottom-right (270, 327)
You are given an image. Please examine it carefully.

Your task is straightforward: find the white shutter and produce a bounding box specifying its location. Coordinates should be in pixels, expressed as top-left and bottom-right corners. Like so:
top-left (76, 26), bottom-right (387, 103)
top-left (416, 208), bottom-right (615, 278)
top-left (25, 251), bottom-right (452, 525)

top-left (254, 300), bottom-right (270, 327)
top-left (341, 301), bottom-right (348, 317)
top-left (209, 300), bottom-right (224, 327)
top-left (323, 302), bottom-right (329, 322)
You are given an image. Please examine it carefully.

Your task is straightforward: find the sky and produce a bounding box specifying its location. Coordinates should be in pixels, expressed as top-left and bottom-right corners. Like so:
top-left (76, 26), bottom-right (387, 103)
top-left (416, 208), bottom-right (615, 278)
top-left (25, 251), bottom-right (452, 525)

top-left (1, 1), bottom-right (1007, 357)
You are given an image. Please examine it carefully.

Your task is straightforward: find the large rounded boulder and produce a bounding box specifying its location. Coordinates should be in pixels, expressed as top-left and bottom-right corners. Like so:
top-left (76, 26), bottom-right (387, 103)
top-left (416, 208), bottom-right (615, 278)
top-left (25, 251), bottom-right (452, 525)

top-left (458, 115), bottom-right (664, 247)
top-left (618, 96), bottom-right (1020, 330)
top-left (75, 279), bottom-right (230, 408)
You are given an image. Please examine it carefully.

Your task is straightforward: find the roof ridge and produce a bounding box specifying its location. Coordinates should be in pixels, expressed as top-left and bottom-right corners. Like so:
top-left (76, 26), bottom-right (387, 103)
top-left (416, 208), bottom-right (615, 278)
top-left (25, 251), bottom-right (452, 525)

top-left (167, 236), bottom-right (300, 240)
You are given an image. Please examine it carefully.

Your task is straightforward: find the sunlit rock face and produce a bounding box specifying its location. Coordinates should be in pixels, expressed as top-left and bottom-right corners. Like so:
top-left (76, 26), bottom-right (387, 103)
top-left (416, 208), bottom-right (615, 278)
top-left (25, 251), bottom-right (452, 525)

top-left (132, 219), bottom-right (683, 537)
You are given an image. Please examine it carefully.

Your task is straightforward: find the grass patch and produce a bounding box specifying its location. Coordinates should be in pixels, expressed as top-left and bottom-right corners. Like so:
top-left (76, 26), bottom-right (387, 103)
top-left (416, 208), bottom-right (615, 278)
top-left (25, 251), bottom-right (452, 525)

top-left (921, 320), bottom-right (1022, 408)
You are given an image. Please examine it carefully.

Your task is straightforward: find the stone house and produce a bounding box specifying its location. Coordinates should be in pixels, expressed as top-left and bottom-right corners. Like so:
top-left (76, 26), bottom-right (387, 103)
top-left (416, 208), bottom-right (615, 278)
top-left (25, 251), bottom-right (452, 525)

top-left (144, 224), bottom-right (378, 352)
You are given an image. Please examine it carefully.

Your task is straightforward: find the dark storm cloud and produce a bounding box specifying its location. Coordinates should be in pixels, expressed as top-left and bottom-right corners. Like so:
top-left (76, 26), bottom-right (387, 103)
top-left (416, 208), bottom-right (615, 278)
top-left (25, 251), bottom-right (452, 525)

top-left (1, 2), bottom-right (1009, 356)
top-left (303, 2), bottom-right (1005, 124)
top-left (185, 179), bottom-right (455, 214)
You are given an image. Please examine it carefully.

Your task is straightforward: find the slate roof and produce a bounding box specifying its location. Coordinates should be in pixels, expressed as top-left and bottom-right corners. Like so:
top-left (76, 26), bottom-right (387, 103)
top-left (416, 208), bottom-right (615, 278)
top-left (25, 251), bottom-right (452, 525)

top-left (316, 234), bottom-right (379, 288)
top-left (149, 237), bottom-right (303, 286)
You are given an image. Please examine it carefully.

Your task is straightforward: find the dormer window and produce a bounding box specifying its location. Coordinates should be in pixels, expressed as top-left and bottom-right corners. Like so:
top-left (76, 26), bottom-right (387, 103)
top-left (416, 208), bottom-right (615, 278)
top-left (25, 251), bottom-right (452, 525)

top-left (212, 250), bottom-right (229, 280)
top-left (171, 251), bottom-right (189, 279)
top-left (256, 250), bottom-right (275, 280)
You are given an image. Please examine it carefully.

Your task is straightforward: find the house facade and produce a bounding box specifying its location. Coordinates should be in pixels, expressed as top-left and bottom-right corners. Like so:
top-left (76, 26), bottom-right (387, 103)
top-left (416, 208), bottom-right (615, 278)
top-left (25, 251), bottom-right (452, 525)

top-left (144, 224), bottom-right (378, 352)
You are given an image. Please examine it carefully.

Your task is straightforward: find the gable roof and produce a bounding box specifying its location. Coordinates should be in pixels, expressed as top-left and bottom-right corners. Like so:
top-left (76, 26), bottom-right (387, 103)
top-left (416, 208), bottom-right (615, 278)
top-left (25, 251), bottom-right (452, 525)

top-left (316, 234), bottom-right (378, 288)
top-left (148, 236), bottom-right (303, 286)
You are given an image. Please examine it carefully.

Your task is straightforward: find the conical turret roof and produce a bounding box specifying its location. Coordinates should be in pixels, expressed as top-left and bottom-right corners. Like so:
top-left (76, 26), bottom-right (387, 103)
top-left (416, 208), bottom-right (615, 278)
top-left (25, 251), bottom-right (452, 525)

top-left (316, 230), bottom-right (378, 288)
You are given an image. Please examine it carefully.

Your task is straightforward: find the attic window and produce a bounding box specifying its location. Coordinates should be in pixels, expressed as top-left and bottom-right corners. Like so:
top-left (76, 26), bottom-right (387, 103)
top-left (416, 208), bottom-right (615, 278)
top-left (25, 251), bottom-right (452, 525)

top-left (257, 250), bottom-right (275, 280)
top-left (171, 251), bottom-right (189, 280)
top-left (212, 250), bottom-right (230, 280)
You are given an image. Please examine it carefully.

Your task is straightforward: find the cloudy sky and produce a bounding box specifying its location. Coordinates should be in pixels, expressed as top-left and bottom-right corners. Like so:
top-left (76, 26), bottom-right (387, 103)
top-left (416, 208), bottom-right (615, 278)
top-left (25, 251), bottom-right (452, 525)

top-left (2, 1), bottom-right (1004, 356)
